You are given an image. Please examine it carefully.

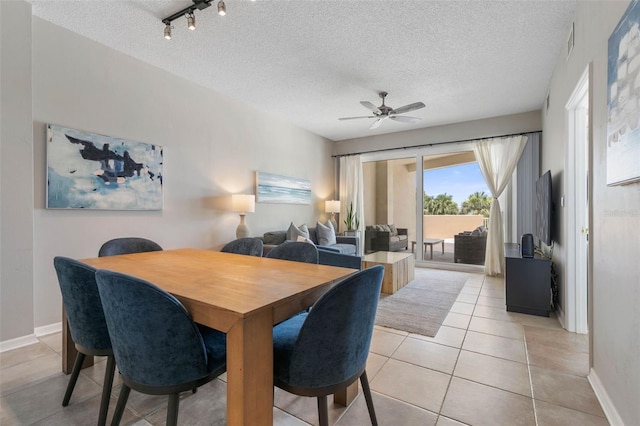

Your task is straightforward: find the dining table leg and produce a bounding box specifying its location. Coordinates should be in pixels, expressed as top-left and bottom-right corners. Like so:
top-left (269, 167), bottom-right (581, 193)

top-left (62, 306), bottom-right (93, 374)
top-left (334, 381), bottom-right (359, 406)
top-left (226, 308), bottom-right (274, 426)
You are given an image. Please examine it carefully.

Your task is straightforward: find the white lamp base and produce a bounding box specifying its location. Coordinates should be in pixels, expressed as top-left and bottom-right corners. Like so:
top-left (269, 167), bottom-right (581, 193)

top-left (236, 213), bottom-right (250, 239)
top-left (329, 213), bottom-right (337, 232)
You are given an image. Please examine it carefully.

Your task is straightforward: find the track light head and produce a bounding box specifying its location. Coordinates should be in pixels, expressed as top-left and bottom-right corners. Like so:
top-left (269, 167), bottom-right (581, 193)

top-left (161, 0), bottom-right (240, 38)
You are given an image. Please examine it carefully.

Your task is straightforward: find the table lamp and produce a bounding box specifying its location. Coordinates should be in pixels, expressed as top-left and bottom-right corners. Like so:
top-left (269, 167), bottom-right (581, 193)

top-left (325, 200), bottom-right (340, 230)
top-left (232, 194), bottom-right (255, 239)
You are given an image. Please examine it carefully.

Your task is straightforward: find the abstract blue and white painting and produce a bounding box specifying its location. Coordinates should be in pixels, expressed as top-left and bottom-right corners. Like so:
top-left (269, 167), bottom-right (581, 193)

top-left (46, 124), bottom-right (163, 210)
top-left (607, 0), bottom-right (640, 185)
top-left (256, 171), bottom-right (311, 204)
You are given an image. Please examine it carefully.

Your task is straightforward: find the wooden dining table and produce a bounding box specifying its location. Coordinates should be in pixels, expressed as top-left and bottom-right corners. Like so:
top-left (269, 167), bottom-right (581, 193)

top-left (72, 248), bottom-right (357, 425)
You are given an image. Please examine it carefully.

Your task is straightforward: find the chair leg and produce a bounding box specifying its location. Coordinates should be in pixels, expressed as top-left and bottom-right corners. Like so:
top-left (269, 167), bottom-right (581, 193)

top-left (167, 393), bottom-right (180, 426)
top-left (110, 384), bottom-right (130, 426)
top-left (317, 395), bottom-right (329, 426)
top-left (360, 371), bottom-right (378, 426)
top-left (97, 355), bottom-right (116, 426)
top-left (62, 352), bottom-right (86, 406)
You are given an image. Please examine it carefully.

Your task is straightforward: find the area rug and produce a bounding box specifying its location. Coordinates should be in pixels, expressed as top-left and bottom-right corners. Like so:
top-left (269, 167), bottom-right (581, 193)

top-left (375, 268), bottom-right (472, 337)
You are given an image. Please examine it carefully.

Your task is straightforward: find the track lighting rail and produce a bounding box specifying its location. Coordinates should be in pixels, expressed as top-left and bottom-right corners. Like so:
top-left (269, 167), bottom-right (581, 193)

top-left (161, 0), bottom-right (213, 26)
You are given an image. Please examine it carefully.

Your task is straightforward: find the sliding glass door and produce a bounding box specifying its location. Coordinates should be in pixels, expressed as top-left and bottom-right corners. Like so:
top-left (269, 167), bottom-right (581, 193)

top-left (362, 141), bottom-right (495, 269)
top-left (421, 152), bottom-right (490, 266)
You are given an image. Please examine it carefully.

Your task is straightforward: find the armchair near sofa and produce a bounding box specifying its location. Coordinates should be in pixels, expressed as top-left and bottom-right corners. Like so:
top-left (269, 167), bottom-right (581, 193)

top-left (365, 225), bottom-right (408, 252)
top-left (454, 227), bottom-right (487, 265)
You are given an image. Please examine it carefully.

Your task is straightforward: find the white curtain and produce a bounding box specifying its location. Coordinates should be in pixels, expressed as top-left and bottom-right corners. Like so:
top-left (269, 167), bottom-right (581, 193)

top-left (473, 135), bottom-right (528, 276)
top-left (339, 155), bottom-right (364, 255)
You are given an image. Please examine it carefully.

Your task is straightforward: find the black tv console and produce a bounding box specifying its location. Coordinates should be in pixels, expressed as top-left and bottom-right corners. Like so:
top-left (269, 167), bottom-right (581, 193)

top-left (504, 243), bottom-right (552, 317)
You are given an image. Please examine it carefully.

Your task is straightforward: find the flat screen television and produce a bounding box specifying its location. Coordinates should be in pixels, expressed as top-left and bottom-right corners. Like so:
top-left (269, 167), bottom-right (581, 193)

top-left (535, 170), bottom-right (553, 246)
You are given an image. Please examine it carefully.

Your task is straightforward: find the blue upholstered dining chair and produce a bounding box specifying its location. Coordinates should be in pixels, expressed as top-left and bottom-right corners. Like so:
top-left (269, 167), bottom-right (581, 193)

top-left (95, 270), bottom-right (227, 426)
top-left (221, 237), bottom-right (264, 257)
top-left (272, 265), bottom-right (384, 426)
top-left (266, 241), bottom-right (319, 264)
top-left (98, 237), bottom-right (162, 257)
top-left (53, 257), bottom-right (115, 426)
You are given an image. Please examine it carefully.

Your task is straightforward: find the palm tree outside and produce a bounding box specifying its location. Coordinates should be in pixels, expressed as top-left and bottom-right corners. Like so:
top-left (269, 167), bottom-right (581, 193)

top-left (424, 162), bottom-right (490, 220)
top-left (461, 191), bottom-right (491, 217)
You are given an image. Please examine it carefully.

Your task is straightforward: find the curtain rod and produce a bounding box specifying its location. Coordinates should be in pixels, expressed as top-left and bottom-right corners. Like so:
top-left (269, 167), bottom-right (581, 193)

top-left (331, 130), bottom-right (541, 158)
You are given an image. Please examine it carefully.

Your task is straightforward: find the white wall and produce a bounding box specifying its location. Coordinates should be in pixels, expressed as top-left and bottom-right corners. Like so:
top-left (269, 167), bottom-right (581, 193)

top-left (542, 1), bottom-right (639, 424)
top-left (362, 162), bottom-right (377, 226)
top-left (1, 7), bottom-right (336, 343)
top-left (392, 160), bottom-right (417, 242)
top-left (0, 1), bottom-right (35, 343)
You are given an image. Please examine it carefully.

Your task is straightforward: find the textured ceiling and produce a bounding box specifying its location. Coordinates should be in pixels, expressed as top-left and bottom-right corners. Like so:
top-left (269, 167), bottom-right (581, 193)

top-left (31, 0), bottom-right (576, 142)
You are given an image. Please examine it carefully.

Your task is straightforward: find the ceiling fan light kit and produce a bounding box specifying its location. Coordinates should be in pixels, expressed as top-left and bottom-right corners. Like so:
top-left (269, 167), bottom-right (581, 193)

top-left (339, 91), bottom-right (425, 129)
top-left (161, 0), bottom-right (226, 39)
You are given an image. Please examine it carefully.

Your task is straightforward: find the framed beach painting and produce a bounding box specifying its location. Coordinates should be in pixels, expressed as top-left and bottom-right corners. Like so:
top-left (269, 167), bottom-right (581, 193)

top-left (607, 0), bottom-right (640, 185)
top-left (256, 171), bottom-right (311, 204)
top-left (46, 124), bottom-right (164, 210)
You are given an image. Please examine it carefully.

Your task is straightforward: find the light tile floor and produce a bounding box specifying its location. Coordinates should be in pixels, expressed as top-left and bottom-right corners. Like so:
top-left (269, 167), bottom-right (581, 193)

top-left (0, 271), bottom-right (609, 425)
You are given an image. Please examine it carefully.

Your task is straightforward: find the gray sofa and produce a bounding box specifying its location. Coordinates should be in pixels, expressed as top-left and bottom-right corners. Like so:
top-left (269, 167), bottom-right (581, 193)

top-left (318, 249), bottom-right (362, 270)
top-left (259, 227), bottom-right (360, 255)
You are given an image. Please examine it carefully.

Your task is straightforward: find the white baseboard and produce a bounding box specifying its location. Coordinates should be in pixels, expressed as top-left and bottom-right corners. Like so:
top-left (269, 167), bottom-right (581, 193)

top-left (0, 322), bottom-right (63, 353)
top-left (35, 322), bottom-right (62, 337)
top-left (588, 368), bottom-right (624, 426)
top-left (0, 334), bottom-right (39, 353)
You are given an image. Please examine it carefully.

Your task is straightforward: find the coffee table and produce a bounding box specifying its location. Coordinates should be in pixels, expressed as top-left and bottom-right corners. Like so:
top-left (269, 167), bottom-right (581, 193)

top-left (362, 251), bottom-right (415, 294)
top-left (411, 238), bottom-right (445, 259)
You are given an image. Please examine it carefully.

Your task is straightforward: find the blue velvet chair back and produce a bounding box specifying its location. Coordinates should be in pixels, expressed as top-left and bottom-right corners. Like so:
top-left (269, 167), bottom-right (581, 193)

top-left (53, 257), bottom-right (111, 352)
top-left (221, 238), bottom-right (264, 257)
top-left (98, 237), bottom-right (162, 257)
top-left (95, 270), bottom-right (212, 388)
top-left (266, 241), bottom-right (319, 264)
top-left (275, 265), bottom-right (383, 388)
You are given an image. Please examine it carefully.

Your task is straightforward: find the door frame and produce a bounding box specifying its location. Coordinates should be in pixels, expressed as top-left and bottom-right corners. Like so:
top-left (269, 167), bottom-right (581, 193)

top-left (564, 64), bottom-right (591, 334)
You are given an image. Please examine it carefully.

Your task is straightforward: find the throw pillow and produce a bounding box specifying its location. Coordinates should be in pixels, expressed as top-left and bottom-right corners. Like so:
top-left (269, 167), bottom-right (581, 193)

top-left (389, 224), bottom-right (398, 236)
top-left (316, 221), bottom-right (337, 246)
top-left (381, 224), bottom-right (392, 233)
top-left (263, 231), bottom-right (287, 245)
top-left (472, 225), bottom-right (485, 237)
top-left (287, 222), bottom-right (309, 241)
top-left (296, 235), bottom-right (316, 245)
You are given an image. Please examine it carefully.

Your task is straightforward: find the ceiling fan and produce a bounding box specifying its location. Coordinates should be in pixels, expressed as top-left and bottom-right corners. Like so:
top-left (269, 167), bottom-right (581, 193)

top-left (338, 91), bottom-right (426, 129)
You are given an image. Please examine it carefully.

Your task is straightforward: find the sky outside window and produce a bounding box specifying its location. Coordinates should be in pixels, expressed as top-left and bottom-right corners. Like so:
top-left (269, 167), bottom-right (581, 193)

top-left (423, 163), bottom-right (490, 209)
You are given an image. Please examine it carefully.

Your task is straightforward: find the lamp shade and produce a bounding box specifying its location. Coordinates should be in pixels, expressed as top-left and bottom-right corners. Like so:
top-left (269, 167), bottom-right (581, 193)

top-left (232, 194), bottom-right (255, 213)
top-left (325, 200), bottom-right (341, 213)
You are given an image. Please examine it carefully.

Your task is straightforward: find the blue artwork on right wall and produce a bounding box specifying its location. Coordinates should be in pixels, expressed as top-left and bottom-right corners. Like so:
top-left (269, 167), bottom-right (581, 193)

top-left (607, 0), bottom-right (640, 185)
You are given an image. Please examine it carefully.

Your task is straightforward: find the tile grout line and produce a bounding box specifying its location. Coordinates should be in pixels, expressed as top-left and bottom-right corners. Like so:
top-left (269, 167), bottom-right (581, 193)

top-left (523, 312), bottom-right (540, 426)
top-left (435, 275), bottom-right (477, 424)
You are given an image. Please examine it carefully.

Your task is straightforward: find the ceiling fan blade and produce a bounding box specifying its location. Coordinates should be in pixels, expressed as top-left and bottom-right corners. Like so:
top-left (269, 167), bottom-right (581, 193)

top-left (339, 115), bottom-right (376, 121)
top-left (392, 102), bottom-right (426, 115)
top-left (390, 115), bottom-right (422, 123)
top-left (369, 116), bottom-right (387, 129)
top-left (360, 101), bottom-right (381, 114)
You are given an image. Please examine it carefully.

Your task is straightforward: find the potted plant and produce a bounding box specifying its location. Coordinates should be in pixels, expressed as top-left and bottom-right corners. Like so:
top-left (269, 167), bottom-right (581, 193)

top-left (343, 202), bottom-right (360, 236)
